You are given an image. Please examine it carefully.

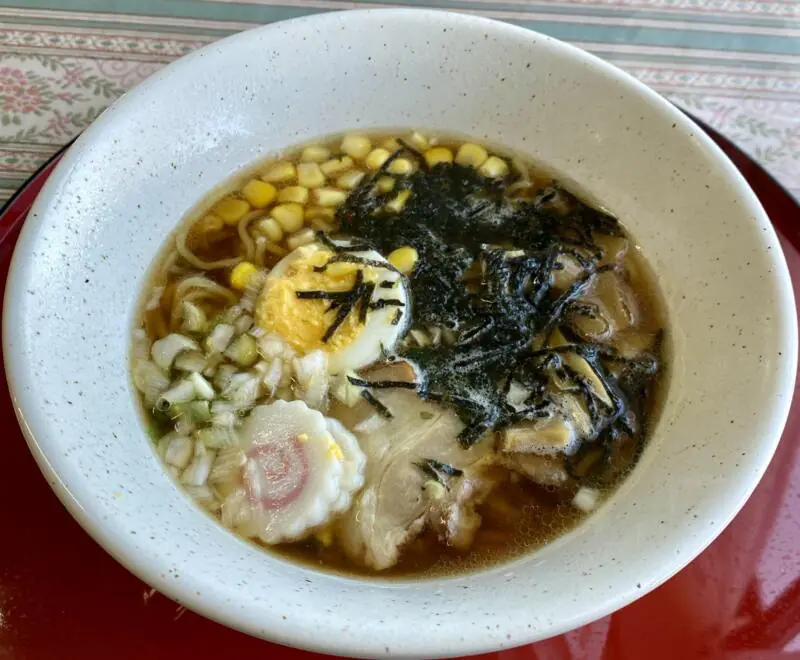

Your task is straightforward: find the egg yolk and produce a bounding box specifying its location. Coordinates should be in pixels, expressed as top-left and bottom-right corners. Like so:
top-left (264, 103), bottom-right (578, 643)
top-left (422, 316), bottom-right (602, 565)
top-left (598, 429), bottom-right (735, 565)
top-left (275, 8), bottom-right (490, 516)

top-left (255, 248), bottom-right (377, 355)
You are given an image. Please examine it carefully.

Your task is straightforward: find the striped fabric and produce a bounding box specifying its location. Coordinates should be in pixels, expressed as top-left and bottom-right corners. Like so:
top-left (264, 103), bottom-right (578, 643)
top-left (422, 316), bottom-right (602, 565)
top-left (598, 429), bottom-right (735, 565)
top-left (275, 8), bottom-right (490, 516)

top-left (0, 0), bottom-right (798, 202)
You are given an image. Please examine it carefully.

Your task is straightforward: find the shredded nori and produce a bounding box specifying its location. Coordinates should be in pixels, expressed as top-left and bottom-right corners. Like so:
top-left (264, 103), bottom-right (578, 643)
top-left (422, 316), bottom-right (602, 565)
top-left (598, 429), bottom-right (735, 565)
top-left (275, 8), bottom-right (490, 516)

top-left (415, 458), bottom-right (463, 485)
top-left (348, 375), bottom-right (418, 390)
top-left (314, 253), bottom-right (403, 275)
top-left (296, 268), bottom-right (392, 343)
top-left (360, 389), bottom-right (393, 419)
top-left (328, 149), bottom-right (660, 474)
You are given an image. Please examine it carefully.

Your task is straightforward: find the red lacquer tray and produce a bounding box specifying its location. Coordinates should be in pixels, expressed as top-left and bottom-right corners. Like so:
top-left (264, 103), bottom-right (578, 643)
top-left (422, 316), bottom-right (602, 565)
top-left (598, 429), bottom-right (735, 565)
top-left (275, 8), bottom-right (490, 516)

top-left (1, 120), bottom-right (798, 660)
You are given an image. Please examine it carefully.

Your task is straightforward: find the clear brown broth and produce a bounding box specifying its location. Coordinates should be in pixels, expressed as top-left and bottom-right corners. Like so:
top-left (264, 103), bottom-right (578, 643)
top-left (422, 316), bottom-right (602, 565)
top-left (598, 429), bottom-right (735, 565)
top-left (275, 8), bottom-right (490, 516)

top-left (137, 130), bottom-right (668, 579)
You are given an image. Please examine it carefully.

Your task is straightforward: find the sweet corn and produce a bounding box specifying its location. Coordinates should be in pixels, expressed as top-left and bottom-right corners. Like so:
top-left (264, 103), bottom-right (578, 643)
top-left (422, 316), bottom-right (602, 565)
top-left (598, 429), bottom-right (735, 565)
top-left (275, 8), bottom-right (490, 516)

top-left (306, 207), bottom-right (335, 232)
top-left (241, 179), bottom-right (277, 208)
top-left (388, 158), bottom-right (414, 176)
top-left (320, 156), bottom-right (354, 176)
top-left (365, 148), bottom-right (391, 171)
top-left (300, 145), bottom-right (330, 163)
top-left (424, 147), bottom-right (454, 168)
top-left (261, 161), bottom-right (296, 184)
top-left (297, 162), bottom-right (325, 189)
top-left (286, 228), bottom-right (317, 251)
top-left (375, 176), bottom-right (395, 193)
top-left (313, 188), bottom-right (348, 207)
top-left (309, 216), bottom-right (335, 232)
top-left (270, 203), bottom-right (304, 233)
top-left (341, 134), bottom-right (372, 160)
top-left (406, 131), bottom-right (429, 151)
top-left (455, 143), bottom-right (488, 168)
top-left (479, 156), bottom-right (510, 178)
top-left (381, 137), bottom-right (401, 151)
top-left (213, 197), bottom-right (251, 225)
top-left (336, 170), bottom-right (365, 190)
top-left (195, 214), bottom-right (223, 233)
top-left (387, 246), bottom-right (418, 274)
top-left (385, 190), bottom-right (411, 214)
top-left (255, 217), bottom-right (284, 242)
top-left (277, 185), bottom-right (309, 204)
top-left (305, 206), bottom-right (335, 221)
top-left (230, 262), bottom-right (259, 291)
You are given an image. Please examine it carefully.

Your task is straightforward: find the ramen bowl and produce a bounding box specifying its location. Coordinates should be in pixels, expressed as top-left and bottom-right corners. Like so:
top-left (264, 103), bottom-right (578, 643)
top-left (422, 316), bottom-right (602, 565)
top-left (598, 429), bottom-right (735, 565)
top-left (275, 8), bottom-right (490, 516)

top-left (3, 9), bottom-right (796, 658)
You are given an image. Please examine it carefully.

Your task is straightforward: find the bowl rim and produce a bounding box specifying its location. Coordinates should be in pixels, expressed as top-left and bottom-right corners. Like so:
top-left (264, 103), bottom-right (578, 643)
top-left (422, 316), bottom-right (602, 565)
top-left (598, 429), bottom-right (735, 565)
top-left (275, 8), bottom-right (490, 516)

top-left (4, 8), bottom-right (797, 657)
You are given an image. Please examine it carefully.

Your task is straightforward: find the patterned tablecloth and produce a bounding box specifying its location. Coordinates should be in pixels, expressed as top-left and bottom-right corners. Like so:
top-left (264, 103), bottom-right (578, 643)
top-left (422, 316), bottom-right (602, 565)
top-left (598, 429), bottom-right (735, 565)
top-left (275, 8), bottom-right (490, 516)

top-left (0, 0), bottom-right (798, 204)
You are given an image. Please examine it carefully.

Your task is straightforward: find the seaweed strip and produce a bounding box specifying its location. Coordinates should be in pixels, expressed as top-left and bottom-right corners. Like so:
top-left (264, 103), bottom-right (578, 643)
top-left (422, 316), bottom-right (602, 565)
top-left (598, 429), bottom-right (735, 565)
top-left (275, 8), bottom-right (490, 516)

top-left (347, 375), bottom-right (418, 390)
top-left (368, 298), bottom-right (405, 310)
top-left (314, 230), bottom-right (373, 253)
top-left (360, 390), bottom-right (393, 419)
top-left (334, 157), bottom-right (661, 461)
top-left (415, 458), bottom-right (463, 484)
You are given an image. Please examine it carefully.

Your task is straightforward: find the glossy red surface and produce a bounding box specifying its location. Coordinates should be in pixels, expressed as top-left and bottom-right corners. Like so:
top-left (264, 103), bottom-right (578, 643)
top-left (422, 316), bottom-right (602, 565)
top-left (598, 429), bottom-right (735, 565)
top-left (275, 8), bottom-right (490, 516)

top-left (0, 123), bottom-right (798, 660)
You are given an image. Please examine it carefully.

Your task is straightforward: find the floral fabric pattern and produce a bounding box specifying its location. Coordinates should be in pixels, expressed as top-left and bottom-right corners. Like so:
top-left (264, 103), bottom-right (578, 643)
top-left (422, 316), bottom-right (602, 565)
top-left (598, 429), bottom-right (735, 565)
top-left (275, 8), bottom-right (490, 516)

top-left (0, 1), bottom-right (797, 203)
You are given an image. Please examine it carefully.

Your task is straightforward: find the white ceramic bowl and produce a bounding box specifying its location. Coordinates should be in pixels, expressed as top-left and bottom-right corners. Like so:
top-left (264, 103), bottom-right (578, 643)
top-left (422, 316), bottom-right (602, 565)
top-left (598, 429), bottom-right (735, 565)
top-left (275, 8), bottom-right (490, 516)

top-left (3, 9), bottom-right (796, 658)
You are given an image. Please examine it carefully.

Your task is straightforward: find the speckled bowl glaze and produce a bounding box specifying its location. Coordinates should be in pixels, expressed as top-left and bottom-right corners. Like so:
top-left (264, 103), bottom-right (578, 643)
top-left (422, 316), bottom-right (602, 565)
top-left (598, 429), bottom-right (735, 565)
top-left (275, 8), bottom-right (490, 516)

top-left (3, 8), bottom-right (796, 658)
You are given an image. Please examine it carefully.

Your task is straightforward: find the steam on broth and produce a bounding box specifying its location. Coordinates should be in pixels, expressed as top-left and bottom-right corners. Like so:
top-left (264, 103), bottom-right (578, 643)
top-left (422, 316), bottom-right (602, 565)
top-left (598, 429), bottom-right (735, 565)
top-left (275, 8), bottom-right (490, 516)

top-left (132, 131), bottom-right (666, 577)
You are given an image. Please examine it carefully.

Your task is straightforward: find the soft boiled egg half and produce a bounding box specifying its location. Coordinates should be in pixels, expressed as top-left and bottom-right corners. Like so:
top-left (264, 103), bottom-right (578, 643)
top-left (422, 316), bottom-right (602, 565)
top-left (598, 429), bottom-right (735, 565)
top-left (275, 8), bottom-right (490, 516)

top-left (254, 243), bottom-right (410, 373)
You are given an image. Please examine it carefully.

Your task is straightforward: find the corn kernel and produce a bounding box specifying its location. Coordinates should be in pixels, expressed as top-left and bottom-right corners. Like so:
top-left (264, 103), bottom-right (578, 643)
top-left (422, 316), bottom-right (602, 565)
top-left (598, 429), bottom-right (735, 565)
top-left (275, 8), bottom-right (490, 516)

top-left (424, 147), bottom-right (453, 168)
top-left (385, 189), bottom-right (411, 214)
top-left (336, 170), bottom-right (365, 190)
top-left (255, 217), bottom-right (284, 242)
top-left (479, 156), bottom-right (509, 178)
top-left (381, 137), bottom-right (401, 151)
top-left (313, 188), bottom-right (348, 207)
top-left (241, 179), bottom-right (277, 208)
top-left (230, 262), bottom-right (259, 291)
top-left (309, 216), bottom-right (335, 232)
top-left (365, 148), bottom-right (391, 171)
top-left (388, 158), bottom-right (414, 176)
top-left (306, 206), bottom-right (336, 232)
top-left (277, 185), bottom-right (309, 205)
top-left (320, 156), bottom-right (354, 176)
top-left (305, 206), bottom-right (335, 221)
top-left (300, 145), bottom-right (330, 163)
top-left (340, 134), bottom-right (372, 160)
top-left (375, 176), bottom-right (395, 193)
top-left (297, 162), bottom-right (325, 189)
top-left (406, 131), bottom-right (429, 151)
top-left (455, 143), bottom-right (488, 168)
top-left (387, 245), bottom-right (418, 274)
top-left (213, 197), bottom-right (251, 225)
top-left (286, 228), bottom-right (317, 251)
top-left (261, 161), bottom-right (296, 184)
top-left (195, 214), bottom-right (223, 233)
top-left (270, 203), bottom-right (304, 233)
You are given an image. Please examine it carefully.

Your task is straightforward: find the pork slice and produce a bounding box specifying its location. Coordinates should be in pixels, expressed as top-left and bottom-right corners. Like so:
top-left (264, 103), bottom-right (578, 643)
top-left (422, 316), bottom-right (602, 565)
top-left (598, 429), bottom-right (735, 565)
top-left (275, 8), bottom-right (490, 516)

top-left (503, 453), bottom-right (570, 487)
top-left (333, 381), bottom-right (493, 570)
top-left (425, 459), bottom-right (504, 550)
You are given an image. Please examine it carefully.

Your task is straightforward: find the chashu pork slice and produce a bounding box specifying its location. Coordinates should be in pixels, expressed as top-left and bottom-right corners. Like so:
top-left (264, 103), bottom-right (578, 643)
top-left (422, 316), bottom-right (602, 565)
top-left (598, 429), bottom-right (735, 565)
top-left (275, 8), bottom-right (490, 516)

top-left (332, 377), bottom-right (493, 571)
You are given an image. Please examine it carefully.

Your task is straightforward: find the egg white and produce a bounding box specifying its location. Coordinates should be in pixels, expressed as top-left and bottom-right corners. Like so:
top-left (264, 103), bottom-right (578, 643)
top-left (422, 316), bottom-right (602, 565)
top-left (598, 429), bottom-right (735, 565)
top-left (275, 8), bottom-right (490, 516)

top-left (263, 243), bottom-right (410, 374)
